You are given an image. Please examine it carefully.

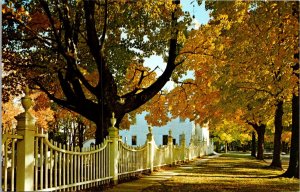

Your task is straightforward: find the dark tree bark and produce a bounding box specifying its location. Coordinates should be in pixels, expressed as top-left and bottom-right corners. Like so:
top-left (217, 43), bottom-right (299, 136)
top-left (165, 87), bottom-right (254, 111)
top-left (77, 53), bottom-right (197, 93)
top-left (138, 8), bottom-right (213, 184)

top-left (248, 122), bottom-right (266, 160)
top-left (251, 131), bottom-right (256, 157)
top-left (270, 100), bottom-right (284, 169)
top-left (281, 94), bottom-right (299, 177)
top-left (95, 113), bottom-right (111, 145)
top-left (77, 119), bottom-right (85, 149)
top-left (256, 125), bottom-right (266, 160)
top-left (215, 141), bottom-right (220, 153)
top-left (283, 96), bottom-right (299, 178)
top-left (281, 1), bottom-right (300, 179)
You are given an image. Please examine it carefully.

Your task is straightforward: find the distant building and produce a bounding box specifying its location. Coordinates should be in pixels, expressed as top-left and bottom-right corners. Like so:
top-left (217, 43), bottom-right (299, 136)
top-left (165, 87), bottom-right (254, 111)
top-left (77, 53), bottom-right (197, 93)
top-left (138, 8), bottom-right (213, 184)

top-left (119, 112), bottom-right (206, 146)
top-left (84, 112), bottom-right (213, 154)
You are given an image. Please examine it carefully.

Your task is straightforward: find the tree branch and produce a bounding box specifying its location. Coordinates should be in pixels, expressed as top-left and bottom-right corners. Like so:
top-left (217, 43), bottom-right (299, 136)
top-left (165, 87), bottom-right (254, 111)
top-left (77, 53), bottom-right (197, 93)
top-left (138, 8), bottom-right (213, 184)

top-left (121, 3), bottom-right (180, 113)
top-left (57, 71), bottom-right (76, 103)
top-left (5, 16), bottom-right (55, 48)
top-left (39, 0), bottom-right (66, 56)
top-left (84, 0), bottom-right (118, 101)
top-left (70, 78), bottom-right (86, 100)
top-left (34, 78), bottom-right (98, 122)
top-left (33, 79), bottom-right (77, 111)
top-left (235, 83), bottom-right (274, 97)
top-left (83, 1), bottom-right (101, 60)
top-left (100, 0), bottom-right (108, 50)
top-left (74, 69), bottom-right (97, 95)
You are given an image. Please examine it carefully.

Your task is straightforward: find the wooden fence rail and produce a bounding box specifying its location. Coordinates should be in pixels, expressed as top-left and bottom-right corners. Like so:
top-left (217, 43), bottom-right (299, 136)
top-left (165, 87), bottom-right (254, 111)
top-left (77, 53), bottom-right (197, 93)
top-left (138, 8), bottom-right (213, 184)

top-left (1, 89), bottom-right (212, 191)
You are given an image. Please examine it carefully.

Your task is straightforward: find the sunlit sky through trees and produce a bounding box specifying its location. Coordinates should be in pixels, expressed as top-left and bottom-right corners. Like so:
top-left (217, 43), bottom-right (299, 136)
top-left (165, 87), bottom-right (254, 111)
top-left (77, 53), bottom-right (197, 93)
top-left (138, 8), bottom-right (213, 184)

top-left (144, 1), bottom-right (210, 90)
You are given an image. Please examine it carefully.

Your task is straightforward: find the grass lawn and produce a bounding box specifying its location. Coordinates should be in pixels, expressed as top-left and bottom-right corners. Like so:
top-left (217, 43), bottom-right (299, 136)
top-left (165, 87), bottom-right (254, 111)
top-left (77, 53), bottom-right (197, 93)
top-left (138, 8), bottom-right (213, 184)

top-left (142, 152), bottom-right (300, 192)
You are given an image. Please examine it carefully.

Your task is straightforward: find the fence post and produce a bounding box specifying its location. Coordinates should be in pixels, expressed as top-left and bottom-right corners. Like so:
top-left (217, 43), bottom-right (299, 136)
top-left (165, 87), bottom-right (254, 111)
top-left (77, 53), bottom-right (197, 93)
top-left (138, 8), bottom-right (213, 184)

top-left (180, 133), bottom-right (186, 162)
top-left (15, 87), bottom-right (36, 191)
top-left (108, 112), bottom-right (119, 185)
top-left (168, 130), bottom-right (173, 165)
top-left (147, 125), bottom-right (154, 173)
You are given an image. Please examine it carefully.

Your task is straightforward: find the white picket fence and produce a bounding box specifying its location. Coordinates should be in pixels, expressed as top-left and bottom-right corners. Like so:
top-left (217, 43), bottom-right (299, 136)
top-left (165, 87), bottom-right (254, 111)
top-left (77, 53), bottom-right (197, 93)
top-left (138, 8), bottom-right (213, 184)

top-left (1, 90), bottom-right (212, 191)
top-left (33, 133), bottom-right (111, 191)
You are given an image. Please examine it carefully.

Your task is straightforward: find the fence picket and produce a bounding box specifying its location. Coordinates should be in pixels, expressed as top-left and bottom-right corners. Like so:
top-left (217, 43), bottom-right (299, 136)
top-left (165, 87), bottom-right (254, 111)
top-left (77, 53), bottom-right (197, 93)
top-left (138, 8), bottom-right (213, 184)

top-left (40, 137), bottom-right (44, 189)
top-left (92, 146), bottom-right (94, 186)
top-left (80, 148), bottom-right (84, 190)
top-left (50, 140), bottom-right (53, 189)
top-left (34, 137), bottom-right (38, 191)
top-left (45, 140), bottom-right (48, 189)
top-left (62, 144), bottom-right (66, 191)
top-left (87, 148), bottom-right (89, 187)
top-left (66, 145), bottom-right (70, 186)
top-left (58, 143), bottom-right (62, 188)
top-left (75, 147), bottom-right (78, 191)
top-left (54, 142), bottom-right (58, 188)
top-left (77, 147), bottom-right (81, 190)
top-left (70, 145), bottom-right (74, 191)
top-left (101, 145), bottom-right (103, 184)
top-left (84, 148), bottom-right (87, 189)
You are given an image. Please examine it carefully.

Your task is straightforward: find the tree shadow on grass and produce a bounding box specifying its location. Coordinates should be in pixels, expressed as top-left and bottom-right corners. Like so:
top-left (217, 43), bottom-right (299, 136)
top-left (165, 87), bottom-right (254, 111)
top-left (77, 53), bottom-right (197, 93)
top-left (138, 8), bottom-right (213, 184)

top-left (173, 174), bottom-right (276, 179)
top-left (142, 182), bottom-right (300, 192)
top-left (142, 154), bottom-right (299, 192)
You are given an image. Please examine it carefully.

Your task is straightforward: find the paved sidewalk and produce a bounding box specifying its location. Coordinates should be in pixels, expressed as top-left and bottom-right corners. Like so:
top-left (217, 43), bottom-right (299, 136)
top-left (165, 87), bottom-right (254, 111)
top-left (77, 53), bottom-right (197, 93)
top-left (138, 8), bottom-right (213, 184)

top-left (104, 154), bottom-right (219, 192)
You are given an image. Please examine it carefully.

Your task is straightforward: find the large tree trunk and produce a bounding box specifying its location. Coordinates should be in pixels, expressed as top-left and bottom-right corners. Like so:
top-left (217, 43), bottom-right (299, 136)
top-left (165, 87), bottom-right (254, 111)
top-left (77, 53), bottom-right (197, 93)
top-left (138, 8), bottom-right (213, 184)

top-left (256, 125), bottom-right (266, 160)
top-left (251, 131), bottom-right (256, 157)
top-left (95, 113), bottom-right (117, 145)
top-left (281, 94), bottom-right (299, 178)
top-left (77, 120), bottom-right (85, 149)
top-left (215, 141), bottom-right (220, 153)
top-left (270, 100), bottom-right (284, 169)
top-left (248, 122), bottom-right (266, 160)
top-left (281, 1), bottom-right (300, 178)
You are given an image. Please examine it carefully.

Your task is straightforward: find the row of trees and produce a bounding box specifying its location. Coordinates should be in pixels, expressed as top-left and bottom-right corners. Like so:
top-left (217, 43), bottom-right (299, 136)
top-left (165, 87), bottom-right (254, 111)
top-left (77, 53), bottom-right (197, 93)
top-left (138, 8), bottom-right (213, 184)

top-left (2, 0), bottom-right (298, 178)
top-left (164, 1), bottom-right (298, 177)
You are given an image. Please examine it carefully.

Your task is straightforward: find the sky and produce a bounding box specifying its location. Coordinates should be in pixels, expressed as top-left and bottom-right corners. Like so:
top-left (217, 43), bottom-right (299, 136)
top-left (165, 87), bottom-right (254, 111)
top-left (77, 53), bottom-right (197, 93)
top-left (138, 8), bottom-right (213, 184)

top-left (144, 1), bottom-right (210, 90)
top-left (181, 0), bottom-right (210, 25)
